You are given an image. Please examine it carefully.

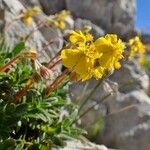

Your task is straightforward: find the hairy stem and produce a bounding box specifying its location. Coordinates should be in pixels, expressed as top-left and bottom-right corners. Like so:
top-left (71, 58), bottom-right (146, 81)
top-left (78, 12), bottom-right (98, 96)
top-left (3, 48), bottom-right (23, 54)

top-left (45, 69), bottom-right (69, 97)
top-left (78, 92), bottom-right (112, 119)
top-left (78, 77), bottom-right (105, 113)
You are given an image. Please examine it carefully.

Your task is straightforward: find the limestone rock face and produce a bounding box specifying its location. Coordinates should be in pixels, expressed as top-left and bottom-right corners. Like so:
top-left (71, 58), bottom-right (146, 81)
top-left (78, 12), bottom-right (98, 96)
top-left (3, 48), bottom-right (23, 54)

top-left (39, 0), bottom-right (66, 14)
top-left (37, 0), bottom-right (136, 36)
top-left (55, 139), bottom-right (116, 150)
top-left (99, 90), bottom-right (150, 150)
top-left (69, 79), bottom-right (118, 112)
top-left (19, 0), bottom-right (41, 7)
top-left (74, 18), bottom-right (105, 39)
top-left (66, 0), bottom-right (136, 36)
top-left (1, 0), bottom-right (63, 62)
top-left (69, 79), bottom-right (119, 138)
top-left (110, 60), bottom-right (149, 93)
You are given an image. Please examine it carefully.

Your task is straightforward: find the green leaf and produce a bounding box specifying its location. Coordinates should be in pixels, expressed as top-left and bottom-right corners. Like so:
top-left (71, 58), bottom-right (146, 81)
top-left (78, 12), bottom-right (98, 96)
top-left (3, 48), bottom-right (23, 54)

top-left (12, 42), bottom-right (25, 56)
top-left (39, 144), bottom-right (48, 150)
top-left (63, 109), bottom-right (78, 129)
top-left (40, 125), bottom-right (56, 135)
top-left (15, 143), bottom-right (24, 150)
top-left (0, 139), bottom-right (15, 150)
top-left (51, 136), bottom-right (65, 147)
top-left (5, 103), bottom-right (16, 114)
top-left (15, 103), bottom-right (27, 116)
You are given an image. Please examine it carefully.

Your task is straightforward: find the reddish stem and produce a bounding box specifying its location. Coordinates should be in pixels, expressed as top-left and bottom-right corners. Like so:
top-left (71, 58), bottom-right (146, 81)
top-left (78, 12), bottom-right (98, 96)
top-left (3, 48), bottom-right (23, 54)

top-left (14, 79), bottom-right (34, 104)
top-left (45, 69), bottom-right (69, 97)
top-left (0, 55), bottom-right (20, 72)
top-left (13, 58), bottom-right (62, 103)
top-left (48, 58), bottom-right (62, 70)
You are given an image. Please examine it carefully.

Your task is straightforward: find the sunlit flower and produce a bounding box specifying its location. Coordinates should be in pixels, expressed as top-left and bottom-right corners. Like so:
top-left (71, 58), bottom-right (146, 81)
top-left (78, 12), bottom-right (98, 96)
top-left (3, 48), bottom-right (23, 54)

top-left (22, 17), bottom-right (33, 25)
top-left (129, 36), bottom-right (145, 58)
top-left (69, 30), bottom-right (93, 45)
top-left (61, 32), bottom-right (125, 81)
top-left (61, 48), bottom-right (92, 80)
top-left (61, 41), bottom-right (102, 81)
top-left (95, 34), bottom-right (125, 71)
top-left (22, 6), bottom-right (41, 25)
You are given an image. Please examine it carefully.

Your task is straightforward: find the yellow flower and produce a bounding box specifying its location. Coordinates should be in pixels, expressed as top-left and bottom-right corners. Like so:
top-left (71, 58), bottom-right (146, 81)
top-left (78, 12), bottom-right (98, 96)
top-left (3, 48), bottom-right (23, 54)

top-left (95, 34), bottom-right (125, 71)
top-left (57, 10), bottom-right (70, 20)
top-left (48, 10), bottom-right (70, 29)
top-left (22, 6), bottom-right (41, 25)
top-left (52, 20), bottom-right (66, 29)
top-left (22, 17), bottom-right (33, 25)
top-left (61, 33), bottom-right (125, 81)
top-left (61, 42), bottom-right (104, 81)
top-left (129, 36), bottom-right (145, 58)
top-left (69, 30), bottom-right (93, 45)
top-left (61, 48), bottom-right (92, 80)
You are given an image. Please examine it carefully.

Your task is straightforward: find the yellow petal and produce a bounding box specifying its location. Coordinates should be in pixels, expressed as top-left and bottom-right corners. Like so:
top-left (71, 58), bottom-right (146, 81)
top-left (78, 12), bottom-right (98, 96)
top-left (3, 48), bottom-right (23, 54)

top-left (23, 17), bottom-right (33, 25)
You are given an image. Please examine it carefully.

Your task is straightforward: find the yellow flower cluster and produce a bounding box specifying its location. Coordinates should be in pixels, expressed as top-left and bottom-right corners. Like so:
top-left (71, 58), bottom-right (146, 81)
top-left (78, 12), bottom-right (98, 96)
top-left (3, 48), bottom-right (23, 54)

top-left (22, 6), bottom-right (41, 25)
top-left (48, 10), bottom-right (70, 29)
top-left (61, 31), bottom-right (125, 81)
top-left (129, 36), bottom-right (145, 58)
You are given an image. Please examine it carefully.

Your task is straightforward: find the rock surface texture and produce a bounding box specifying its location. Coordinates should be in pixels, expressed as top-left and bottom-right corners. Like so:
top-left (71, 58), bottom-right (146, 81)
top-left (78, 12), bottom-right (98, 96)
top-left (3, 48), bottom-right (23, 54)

top-left (1, 0), bottom-right (63, 62)
top-left (74, 18), bottom-right (105, 38)
top-left (66, 0), bottom-right (136, 36)
top-left (99, 90), bottom-right (150, 150)
top-left (55, 139), bottom-right (117, 150)
top-left (38, 0), bottom-right (136, 36)
top-left (110, 60), bottom-right (149, 93)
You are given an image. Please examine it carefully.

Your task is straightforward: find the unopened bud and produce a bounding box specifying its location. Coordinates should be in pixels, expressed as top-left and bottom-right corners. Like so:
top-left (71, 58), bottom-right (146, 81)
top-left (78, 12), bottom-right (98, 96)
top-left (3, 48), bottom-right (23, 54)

top-left (40, 66), bottom-right (52, 79)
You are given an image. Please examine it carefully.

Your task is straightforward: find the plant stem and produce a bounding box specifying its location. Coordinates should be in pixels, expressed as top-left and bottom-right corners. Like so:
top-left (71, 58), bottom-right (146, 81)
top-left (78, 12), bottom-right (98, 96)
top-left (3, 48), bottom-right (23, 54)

top-left (14, 78), bottom-right (34, 103)
top-left (13, 57), bottom-right (62, 103)
top-left (78, 77), bottom-right (105, 113)
top-left (48, 58), bottom-right (61, 70)
top-left (0, 55), bottom-right (20, 72)
top-left (78, 92), bottom-right (112, 119)
top-left (47, 51), bottom-right (61, 67)
top-left (45, 69), bottom-right (69, 97)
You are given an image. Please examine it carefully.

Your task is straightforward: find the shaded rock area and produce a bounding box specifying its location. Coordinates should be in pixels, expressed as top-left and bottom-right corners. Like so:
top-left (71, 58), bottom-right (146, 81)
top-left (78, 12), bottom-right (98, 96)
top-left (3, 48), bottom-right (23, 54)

top-left (36, 0), bottom-right (136, 37)
top-left (66, 0), bottom-right (136, 35)
top-left (69, 79), bottom-right (119, 140)
top-left (99, 90), bottom-right (150, 150)
top-left (74, 18), bottom-right (105, 39)
top-left (110, 60), bottom-right (149, 93)
top-left (39, 0), bottom-right (66, 15)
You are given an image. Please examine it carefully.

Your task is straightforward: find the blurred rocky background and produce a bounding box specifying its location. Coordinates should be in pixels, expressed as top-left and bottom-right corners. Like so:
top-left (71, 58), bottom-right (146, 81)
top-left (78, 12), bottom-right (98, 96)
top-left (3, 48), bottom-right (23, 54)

top-left (1, 0), bottom-right (150, 150)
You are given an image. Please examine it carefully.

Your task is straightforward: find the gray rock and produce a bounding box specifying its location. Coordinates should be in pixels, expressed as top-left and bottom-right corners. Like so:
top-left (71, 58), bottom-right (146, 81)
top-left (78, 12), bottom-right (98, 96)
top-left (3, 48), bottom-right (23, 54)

top-left (66, 0), bottom-right (136, 36)
top-left (1, 0), bottom-right (63, 62)
top-left (19, 0), bottom-right (41, 7)
top-left (141, 33), bottom-right (150, 45)
top-left (110, 60), bottom-right (149, 93)
top-left (55, 139), bottom-right (116, 150)
top-left (74, 18), bottom-right (105, 38)
top-left (70, 79), bottom-right (118, 112)
top-left (98, 90), bottom-right (150, 150)
top-left (39, 0), bottom-right (66, 15)
top-left (69, 79), bottom-right (119, 138)
top-left (0, 1), bottom-right (4, 33)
